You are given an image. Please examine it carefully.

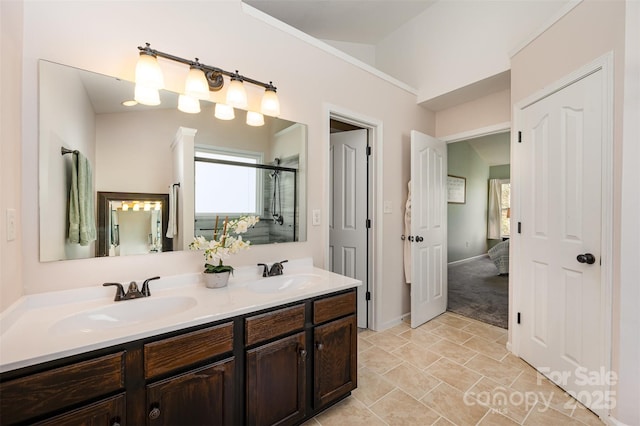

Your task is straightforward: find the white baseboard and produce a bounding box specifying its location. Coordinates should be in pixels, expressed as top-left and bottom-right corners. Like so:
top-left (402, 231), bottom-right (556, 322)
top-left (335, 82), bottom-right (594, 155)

top-left (448, 253), bottom-right (489, 266)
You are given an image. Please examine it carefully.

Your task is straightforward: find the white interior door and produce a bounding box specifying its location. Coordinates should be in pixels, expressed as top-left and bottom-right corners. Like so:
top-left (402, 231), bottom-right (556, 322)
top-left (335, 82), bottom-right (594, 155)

top-left (517, 69), bottom-right (607, 414)
top-left (410, 131), bottom-right (447, 328)
top-left (329, 129), bottom-right (368, 328)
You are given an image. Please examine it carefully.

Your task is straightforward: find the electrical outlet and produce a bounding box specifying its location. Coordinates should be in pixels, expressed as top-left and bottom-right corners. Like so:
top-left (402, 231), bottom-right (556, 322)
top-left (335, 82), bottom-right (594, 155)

top-left (312, 209), bottom-right (321, 226)
top-left (383, 201), bottom-right (392, 214)
top-left (6, 208), bottom-right (16, 241)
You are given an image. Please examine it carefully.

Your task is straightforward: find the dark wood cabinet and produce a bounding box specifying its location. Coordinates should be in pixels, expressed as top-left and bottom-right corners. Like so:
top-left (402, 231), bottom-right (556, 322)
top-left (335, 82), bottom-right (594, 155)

top-left (246, 332), bottom-right (307, 426)
top-left (146, 358), bottom-right (235, 426)
top-left (0, 288), bottom-right (357, 426)
top-left (313, 315), bottom-right (357, 409)
top-left (34, 393), bottom-right (126, 426)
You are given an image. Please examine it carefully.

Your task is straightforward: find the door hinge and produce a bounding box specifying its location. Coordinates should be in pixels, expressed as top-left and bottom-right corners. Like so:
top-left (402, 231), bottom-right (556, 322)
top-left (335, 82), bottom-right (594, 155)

top-left (366, 219), bottom-right (371, 228)
top-left (517, 222), bottom-right (522, 234)
top-left (518, 131), bottom-right (522, 143)
top-left (366, 291), bottom-right (371, 301)
top-left (366, 146), bottom-right (372, 156)
top-left (517, 312), bottom-right (521, 324)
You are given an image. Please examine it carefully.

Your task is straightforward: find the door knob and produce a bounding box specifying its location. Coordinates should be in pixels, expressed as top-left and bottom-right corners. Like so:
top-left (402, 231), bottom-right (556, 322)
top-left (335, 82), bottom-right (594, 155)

top-left (415, 236), bottom-right (424, 242)
top-left (576, 253), bottom-right (596, 264)
top-left (408, 236), bottom-right (414, 242)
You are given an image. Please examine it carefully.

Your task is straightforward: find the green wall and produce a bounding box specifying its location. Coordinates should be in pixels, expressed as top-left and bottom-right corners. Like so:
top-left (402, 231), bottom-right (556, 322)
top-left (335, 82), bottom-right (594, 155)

top-left (490, 164), bottom-right (510, 180)
top-left (447, 141), bottom-right (490, 263)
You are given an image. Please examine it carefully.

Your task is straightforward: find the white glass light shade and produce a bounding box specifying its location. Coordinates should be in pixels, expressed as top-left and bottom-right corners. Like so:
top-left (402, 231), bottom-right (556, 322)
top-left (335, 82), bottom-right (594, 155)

top-left (246, 111), bottom-right (265, 127)
top-left (184, 67), bottom-right (210, 100)
top-left (134, 84), bottom-right (160, 106)
top-left (226, 79), bottom-right (248, 109)
top-left (155, 202), bottom-right (161, 211)
top-left (133, 202), bottom-right (140, 212)
top-left (144, 202), bottom-right (151, 211)
top-left (178, 94), bottom-right (201, 114)
top-left (122, 202), bottom-right (129, 211)
top-left (135, 53), bottom-right (164, 89)
top-left (214, 103), bottom-right (235, 120)
top-left (261, 89), bottom-right (280, 117)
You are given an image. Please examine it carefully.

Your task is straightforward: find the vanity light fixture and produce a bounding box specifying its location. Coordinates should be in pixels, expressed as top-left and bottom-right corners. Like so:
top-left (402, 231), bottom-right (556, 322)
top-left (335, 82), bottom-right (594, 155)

top-left (178, 94), bottom-right (201, 114)
top-left (214, 103), bottom-right (235, 121)
top-left (133, 202), bottom-right (140, 212)
top-left (246, 111), bottom-right (265, 127)
top-left (134, 43), bottom-right (280, 117)
top-left (122, 202), bottom-right (129, 211)
top-left (144, 202), bottom-right (152, 211)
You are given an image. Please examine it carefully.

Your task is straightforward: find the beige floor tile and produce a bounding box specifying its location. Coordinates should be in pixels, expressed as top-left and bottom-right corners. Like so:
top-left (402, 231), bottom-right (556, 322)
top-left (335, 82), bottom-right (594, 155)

top-left (465, 354), bottom-right (524, 387)
top-left (495, 333), bottom-right (509, 346)
top-left (370, 388), bottom-right (441, 426)
top-left (351, 366), bottom-right (396, 406)
top-left (383, 363), bottom-right (441, 399)
top-left (366, 331), bottom-right (410, 353)
top-left (415, 319), bottom-right (445, 332)
top-left (426, 358), bottom-right (483, 393)
top-left (399, 328), bottom-right (442, 348)
top-left (523, 404), bottom-right (585, 426)
top-left (315, 396), bottom-right (387, 426)
top-left (500, 353), bottom-right (534, 372)
top-left (433, 313), bottom-right (473, 329)
top-left (462, 321), bottom-right (507, 342)
top-left (462, 336), bottom-right (509, 361)
top-left (301, 418), bottom-right (321, 425)
top-left (432, 416), bottom-right (456, 426)
top-left (358, 337), bottom-right (374, 353)
top-left (468, 376), bottom-right (534, 423)
top-left (392, 342), bottom-right (442, 370)
top-left (428, 338), bottom-right (479, 364)
top-left (510, 368), bottom-right (578, 416)
top-left (421, 382), bottom-right (489, 426)
top-left (359, 346), bottom-right (404, 374)
top-left (477, 410), bottom-right (520, 425)
top-left (571, 403), bottom-right (604, 425)
top-left (385, 321), bottom-right (412, 335)
top-left (430, 324), bottom-right (474, 344)
top-left (358, 328), bottom-right (377, 340)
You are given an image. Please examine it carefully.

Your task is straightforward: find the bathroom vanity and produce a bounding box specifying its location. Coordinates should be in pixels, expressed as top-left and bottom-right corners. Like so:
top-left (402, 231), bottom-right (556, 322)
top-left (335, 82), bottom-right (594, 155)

top-left (0, 262), bottom-right (359, 425)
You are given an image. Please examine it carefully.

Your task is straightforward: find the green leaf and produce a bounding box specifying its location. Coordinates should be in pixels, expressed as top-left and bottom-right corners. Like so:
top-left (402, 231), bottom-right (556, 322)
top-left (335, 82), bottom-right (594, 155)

top-left (204, 263), bottom-right (234, 274)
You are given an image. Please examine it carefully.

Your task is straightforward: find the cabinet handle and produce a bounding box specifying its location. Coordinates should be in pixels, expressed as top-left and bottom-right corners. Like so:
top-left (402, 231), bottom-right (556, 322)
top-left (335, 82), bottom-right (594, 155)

top-left (111, 421), bottom-right (121, 426)
top-left (149, 407), bottom-right (161, 420)
top-left (316, 342), bottom-right (324, 351)
top-left (299, 348), bottom-right (307, 358)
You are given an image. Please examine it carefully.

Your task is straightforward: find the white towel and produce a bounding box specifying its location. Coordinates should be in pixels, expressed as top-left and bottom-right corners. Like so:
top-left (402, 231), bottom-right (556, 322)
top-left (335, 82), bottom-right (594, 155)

top-left (166, 184), bottom-right (178, 238)
top-left (404, 180), bottom-right (411, 284)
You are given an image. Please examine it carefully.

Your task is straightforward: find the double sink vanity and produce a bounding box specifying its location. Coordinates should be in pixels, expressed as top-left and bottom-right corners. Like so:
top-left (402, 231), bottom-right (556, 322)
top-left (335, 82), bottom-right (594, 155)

top-left (0, 258), bottom-right (361, 425)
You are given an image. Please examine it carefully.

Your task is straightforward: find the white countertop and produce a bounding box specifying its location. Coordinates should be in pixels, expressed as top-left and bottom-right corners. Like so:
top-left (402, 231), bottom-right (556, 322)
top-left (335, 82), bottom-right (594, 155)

top-left (0, 258), bottom-right (361, 373)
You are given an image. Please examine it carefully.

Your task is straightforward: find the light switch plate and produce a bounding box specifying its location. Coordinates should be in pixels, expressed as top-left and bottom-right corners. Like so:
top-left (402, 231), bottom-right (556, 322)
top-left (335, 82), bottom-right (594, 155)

top-left (312, 209), bottom-right (321, 226)
top-left (383, 201), bottom-right (392, 214)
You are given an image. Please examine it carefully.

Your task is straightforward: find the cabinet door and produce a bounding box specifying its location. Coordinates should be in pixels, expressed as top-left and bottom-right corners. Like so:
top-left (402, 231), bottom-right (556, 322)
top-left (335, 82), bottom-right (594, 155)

top-left (35, 393), bottom-right (126, 426)
top-left (146, 358), bottom-right (236, 426)
top-left (246, 332), bottom-right (306, 426)
top-left (314, 314), bottom-right (357, 408)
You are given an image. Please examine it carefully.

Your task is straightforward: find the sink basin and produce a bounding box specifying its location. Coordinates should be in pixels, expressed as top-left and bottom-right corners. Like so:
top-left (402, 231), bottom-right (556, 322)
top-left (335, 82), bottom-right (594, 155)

top-left (50, 296), bottom-right (197, 334)
top-left (247, 274), bottom-right (325, 294)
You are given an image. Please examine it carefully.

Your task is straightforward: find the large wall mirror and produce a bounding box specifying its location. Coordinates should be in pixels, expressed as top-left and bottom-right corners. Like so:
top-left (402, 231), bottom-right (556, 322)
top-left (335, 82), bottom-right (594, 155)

top-left (39, 60), bottom-right (307, 262)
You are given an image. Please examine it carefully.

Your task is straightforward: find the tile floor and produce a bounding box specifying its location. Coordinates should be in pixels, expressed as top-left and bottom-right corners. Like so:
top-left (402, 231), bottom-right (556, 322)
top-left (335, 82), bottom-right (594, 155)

top-left (307, 312), bottom-right (603, 426)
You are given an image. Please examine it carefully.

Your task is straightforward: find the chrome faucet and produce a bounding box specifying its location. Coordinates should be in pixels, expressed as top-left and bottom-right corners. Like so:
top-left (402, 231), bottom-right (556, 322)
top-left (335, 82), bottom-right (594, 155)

top-left (257, 260), bottom-right (288, 277)
top-left (103, 276), bottom-right (160, 301)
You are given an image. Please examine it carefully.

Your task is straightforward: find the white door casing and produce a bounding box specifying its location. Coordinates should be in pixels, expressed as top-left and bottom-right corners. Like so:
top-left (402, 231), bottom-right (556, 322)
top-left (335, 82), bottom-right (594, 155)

top-left (410, 131), bottom-right (447, 329)
top-left (513, 54), bottom-right (613, 418)
top-left (329, 129), bottom-right (368, 328)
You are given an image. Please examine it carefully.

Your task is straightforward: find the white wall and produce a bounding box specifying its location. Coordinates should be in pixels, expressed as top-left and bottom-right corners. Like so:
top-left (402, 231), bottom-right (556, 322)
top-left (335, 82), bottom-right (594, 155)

top-left (18, 0), bottom-right (435, 330)
top-left (0, 0), bottom-right (24, 311)
top-left (322, 39), bottom-right (376, 67)
top-left (376, 0), bottom-right (569, 104)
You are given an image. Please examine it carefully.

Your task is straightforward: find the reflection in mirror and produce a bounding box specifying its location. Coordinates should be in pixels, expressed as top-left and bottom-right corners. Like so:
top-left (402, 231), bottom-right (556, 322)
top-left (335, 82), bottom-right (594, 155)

top-left (39, 60), bottom-right (307, 262)
top-left (96, 192), bottom-right (171, 257)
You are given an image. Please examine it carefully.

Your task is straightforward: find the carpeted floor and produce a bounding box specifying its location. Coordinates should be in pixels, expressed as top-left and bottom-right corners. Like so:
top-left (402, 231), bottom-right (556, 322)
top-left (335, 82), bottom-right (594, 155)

top-left (447, 256), bottom-right (508, 329)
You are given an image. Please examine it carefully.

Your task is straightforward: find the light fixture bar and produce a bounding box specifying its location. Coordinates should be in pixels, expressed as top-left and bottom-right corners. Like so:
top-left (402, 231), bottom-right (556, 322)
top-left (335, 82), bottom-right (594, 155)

top-left (138, 43), bottom-right (276, 91)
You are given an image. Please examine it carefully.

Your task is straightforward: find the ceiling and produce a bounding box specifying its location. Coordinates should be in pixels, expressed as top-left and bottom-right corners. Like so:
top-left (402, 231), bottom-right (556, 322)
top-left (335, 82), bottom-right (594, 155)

top-left (242, 0), bottom-right (437, 44)
top-left (466, 132), bottom-right (511, 166)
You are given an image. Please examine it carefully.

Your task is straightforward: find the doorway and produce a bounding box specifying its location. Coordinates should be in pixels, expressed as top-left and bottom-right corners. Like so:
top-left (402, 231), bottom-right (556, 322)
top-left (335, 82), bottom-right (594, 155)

top-left (445, 132), bottom-right (511, 329)
top-left (328, 119), bottom-right (370, 329)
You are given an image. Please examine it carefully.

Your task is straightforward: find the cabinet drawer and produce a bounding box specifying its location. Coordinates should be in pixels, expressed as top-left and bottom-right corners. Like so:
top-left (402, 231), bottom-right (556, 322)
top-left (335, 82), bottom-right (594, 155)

top-left (144, 322), bottom-right (233, 379)
top-left (245, 304), bottom-right (305, 346)
top-left (0, 351), bottom-right (125, 424)
top-left (313, 291), bottom-right (356, 324)
top-left (34, 393), bottom-right (126, 426)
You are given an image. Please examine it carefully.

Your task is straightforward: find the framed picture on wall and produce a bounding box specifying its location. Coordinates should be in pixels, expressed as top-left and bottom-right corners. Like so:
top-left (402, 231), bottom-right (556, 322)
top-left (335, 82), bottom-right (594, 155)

top-left (447, 175), bottom-right (466, 204)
